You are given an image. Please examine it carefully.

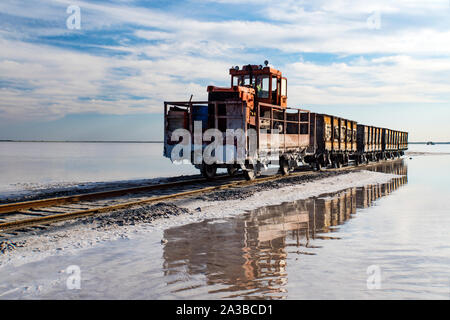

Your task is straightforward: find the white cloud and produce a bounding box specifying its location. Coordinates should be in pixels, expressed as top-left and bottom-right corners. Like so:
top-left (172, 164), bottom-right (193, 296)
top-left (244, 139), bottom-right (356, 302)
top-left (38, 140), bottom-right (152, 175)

top-left (0, 0), bottom-right (450, 125)
top-left (286, 55), bottom-right (450, 106)
top-left (0, 36), bottom-right (235, 121)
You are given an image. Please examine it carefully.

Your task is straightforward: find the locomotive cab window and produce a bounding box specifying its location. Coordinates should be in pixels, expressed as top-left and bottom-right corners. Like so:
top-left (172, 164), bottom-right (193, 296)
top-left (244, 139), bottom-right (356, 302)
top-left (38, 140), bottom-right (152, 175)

top-left (271, 76), bottom-right (278, 103)
top-left (236, 75), bottom-right (254, 86)
top-left (281, 78), bottom-right (287, 96)
top-left (256, 76), bottom-right (269, 99)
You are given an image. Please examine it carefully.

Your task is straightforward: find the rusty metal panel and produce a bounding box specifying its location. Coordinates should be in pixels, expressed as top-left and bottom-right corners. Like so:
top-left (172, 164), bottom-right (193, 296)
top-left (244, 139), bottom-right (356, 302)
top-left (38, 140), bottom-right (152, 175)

top-left (323, 115), bottom-right (332, 151)
top-left (224, 101), bottom-right (244, 130)
top-left (345, 120), bottom-right (351, 151)
top-left (284, 134), bottom-right (309, 148)
top-left (259, 133), bottom-right (273, 151)
top-left (352, 122), bottom-right (357, 151)
top-left (378, 128), bottom-right (382, 151)
top-left (339, 119), bottom-right (346, 150)
top-left (357, 124), bottom-right (365, 153)
top-left (333, 117), bottom-right (340, 151)
top-left (284, 134), bottom-right (298, 148)
top-left (374, 127), bottom-right (381, 152)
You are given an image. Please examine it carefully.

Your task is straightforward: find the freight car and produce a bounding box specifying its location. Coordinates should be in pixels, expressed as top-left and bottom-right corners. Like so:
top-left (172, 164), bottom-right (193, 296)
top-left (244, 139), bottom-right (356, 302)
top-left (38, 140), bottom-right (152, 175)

top-left (306, 113), bottom-right (357, 170)
top-left (355, 125), bottom-right (408, 164)
top-left (164, 62), bottom-right (408, 180)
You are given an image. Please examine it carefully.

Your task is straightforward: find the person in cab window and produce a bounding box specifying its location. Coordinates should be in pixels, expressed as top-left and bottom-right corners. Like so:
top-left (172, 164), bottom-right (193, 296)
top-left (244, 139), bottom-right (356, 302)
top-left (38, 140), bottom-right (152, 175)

top-left (256, 78), bottom-right (262, 95)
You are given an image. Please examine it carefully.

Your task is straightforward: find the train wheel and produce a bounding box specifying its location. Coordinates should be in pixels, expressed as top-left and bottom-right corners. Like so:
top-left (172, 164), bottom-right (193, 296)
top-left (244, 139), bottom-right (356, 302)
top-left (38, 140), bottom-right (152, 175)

top-left (244, 169), bottom-right (256, 181)
top-left (333, 161), bottom-right (340, 169)
top-left (201, 164), bottom-right (217, 179)
top-left (280, 159), bottom-right (289, 175)
top-left (315, 161), bottom-right (322, 171)
top-left (227, 166), bottom-right (238, 177)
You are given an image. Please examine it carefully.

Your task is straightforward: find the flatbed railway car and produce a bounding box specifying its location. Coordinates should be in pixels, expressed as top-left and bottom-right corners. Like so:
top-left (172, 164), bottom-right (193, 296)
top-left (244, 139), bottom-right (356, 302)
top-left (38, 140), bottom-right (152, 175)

top-left (163, 62), bottom-right (408, 180)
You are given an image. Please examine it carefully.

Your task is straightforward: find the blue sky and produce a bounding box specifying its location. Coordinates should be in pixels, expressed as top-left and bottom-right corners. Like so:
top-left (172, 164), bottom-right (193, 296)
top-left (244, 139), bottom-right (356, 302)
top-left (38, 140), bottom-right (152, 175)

top-left (0, 0), bottom-right (450, 141)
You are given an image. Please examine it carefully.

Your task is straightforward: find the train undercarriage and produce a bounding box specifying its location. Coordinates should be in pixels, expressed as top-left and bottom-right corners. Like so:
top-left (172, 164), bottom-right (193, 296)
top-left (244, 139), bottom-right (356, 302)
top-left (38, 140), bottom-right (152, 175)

top-left (194, 148), bottom-right (406, 181)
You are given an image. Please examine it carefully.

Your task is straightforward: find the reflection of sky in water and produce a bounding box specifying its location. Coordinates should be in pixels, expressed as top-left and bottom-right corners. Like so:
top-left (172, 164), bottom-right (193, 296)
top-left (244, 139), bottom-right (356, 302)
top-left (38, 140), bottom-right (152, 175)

top-left (0, 142), bottom-right (198, 193)
top-left (1, 155), bottom-right (449, 299)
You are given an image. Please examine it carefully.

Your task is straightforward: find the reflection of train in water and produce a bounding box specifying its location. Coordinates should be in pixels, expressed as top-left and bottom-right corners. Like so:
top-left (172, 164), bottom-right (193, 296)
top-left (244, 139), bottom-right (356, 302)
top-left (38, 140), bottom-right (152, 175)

top-left (164, 62), bottom-right (409, 180)
top-left (161, 161), bottom-right (408, 298)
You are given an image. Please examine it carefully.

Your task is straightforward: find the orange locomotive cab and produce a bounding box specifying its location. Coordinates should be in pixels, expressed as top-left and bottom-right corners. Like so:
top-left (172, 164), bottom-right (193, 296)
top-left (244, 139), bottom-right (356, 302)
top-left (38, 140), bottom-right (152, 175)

top-left (230, 63), bottom-right (287, 108)
top-left (208, 63), bottom-right (287, 108)
top-left (207, 63), bottom-right (288, 132)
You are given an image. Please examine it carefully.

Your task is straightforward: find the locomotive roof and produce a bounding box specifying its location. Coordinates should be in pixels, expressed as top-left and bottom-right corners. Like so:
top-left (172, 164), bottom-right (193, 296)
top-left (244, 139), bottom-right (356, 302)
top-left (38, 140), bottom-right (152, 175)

top-left (229, 65), bottom-right (282, 77)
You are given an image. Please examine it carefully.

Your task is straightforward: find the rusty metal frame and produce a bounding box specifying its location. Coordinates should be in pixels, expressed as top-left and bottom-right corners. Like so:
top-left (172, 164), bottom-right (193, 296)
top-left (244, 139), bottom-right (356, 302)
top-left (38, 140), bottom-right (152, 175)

top-left (257, 102), bottom-right (310, 154)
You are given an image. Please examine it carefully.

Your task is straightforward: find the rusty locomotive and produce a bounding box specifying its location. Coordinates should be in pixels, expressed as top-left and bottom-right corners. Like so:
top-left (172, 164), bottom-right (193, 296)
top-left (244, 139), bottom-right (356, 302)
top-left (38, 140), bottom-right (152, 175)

top-left (164, 62), bottom-right (408, 180)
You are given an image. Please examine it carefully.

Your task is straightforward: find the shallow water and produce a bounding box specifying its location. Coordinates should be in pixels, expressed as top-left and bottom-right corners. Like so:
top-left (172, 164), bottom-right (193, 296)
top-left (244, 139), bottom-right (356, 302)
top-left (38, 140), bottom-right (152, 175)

top-left (0, 153), bottom-right (449, 299)
top-left (0, 141), bottom-right (448, 196)
top-left (407, 143), bottom-right (450, 153)
top-left (0, 142), bottom-right (198, 195)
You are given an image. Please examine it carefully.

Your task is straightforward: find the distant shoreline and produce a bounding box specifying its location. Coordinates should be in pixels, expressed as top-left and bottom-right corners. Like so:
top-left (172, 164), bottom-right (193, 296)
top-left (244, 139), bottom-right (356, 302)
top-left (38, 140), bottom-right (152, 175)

top-left (0, 140), bottom-right (164, 143)
top-left (408, 142), bottom-right (450, 145)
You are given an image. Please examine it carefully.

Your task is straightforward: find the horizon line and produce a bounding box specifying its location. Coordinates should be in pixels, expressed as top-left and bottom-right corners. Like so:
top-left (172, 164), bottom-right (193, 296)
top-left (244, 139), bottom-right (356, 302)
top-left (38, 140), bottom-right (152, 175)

top-left (0, 140), bottom-right (164, 143)
top-left (0, 140), bottom-right (449, 144)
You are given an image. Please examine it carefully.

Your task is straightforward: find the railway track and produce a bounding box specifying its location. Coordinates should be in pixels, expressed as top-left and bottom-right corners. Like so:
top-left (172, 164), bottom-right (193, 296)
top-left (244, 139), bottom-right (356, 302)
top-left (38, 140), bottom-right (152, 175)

top-left (0, 175), bottom-right (231, 214)
top-left (0, 159), bottom-right (403, 236)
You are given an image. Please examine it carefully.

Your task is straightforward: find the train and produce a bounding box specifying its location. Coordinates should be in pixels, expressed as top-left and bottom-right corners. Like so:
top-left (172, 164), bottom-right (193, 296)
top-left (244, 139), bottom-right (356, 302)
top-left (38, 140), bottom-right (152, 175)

top-left (164, 62), bottom-right (408, 180)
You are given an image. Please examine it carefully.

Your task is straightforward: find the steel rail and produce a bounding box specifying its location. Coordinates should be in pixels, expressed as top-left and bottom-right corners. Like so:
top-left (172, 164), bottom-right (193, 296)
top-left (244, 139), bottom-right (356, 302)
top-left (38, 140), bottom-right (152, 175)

top-left (0, 175), bottom-right (236, 215)
top-left (0, 159), bottom-right (402, 233)
top-left (0, 174), bottom-right (269, 232)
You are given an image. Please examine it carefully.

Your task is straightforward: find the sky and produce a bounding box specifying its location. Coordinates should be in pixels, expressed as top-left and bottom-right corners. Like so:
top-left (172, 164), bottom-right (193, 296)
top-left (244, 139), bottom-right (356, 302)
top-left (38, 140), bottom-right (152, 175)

top-left (0, 0), bottom-right (449, 141)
